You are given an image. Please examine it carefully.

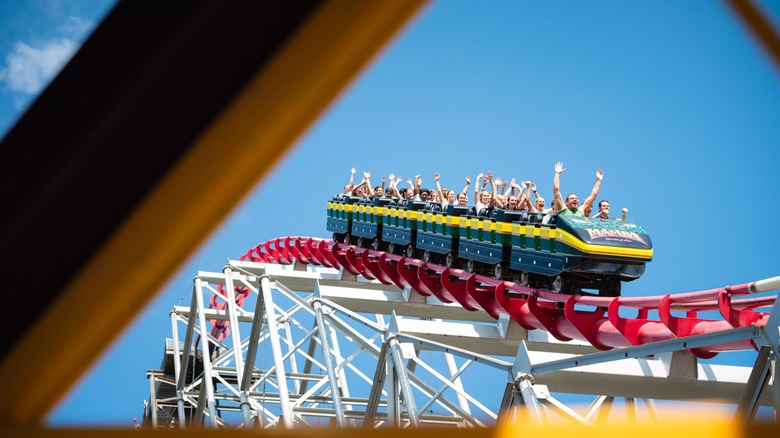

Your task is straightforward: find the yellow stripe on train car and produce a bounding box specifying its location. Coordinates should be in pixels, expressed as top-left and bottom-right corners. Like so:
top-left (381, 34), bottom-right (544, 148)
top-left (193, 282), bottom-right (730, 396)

top-left (495, 222), bottom-right (511, 234)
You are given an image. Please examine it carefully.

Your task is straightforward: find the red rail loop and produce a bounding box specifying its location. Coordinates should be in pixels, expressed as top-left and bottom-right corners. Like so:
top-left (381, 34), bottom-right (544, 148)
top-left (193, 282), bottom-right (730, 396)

top-left (205, 237), bottom-right (777, 356)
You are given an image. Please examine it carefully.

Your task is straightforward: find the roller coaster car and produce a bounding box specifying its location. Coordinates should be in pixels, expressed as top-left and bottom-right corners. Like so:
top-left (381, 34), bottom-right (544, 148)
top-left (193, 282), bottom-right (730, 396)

top-left (326, 197), bottom-right (652, 296)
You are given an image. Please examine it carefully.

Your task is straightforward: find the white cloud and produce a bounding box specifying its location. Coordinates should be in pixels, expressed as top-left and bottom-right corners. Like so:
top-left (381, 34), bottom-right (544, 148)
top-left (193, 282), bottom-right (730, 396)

top-left (61, 16), bottom-right (93, 36)
top-left (0, 38), bottom-right (77, 97)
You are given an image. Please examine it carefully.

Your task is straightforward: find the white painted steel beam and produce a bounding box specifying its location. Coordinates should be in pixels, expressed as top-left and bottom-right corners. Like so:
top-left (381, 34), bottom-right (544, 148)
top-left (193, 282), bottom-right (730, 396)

top-left (146, 260), bottom-right (776, 428)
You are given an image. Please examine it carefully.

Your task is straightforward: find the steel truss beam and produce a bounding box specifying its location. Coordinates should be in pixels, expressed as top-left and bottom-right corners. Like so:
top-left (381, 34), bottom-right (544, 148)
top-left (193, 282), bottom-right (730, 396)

top-left (145, 260), bottom-right (779, 428)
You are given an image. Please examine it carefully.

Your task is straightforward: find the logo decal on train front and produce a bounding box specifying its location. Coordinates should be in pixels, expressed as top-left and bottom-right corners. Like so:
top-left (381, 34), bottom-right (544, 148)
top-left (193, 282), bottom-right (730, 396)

top-left (585, 228), bottom-right (648, 245)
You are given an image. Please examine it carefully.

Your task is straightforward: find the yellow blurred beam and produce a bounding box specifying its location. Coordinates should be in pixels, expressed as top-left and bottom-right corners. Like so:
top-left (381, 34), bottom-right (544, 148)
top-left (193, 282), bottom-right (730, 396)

top-left (2, 418), bottom-right (779, 436)
top-left (0, 0), bottom-right (426, 424)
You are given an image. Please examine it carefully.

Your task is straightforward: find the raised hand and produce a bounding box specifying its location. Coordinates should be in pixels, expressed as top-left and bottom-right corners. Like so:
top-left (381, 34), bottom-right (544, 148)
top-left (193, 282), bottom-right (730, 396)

top-left (554, 162), bottom-right (565, 174)
top-left (596, 169), bottom-right (604, 180)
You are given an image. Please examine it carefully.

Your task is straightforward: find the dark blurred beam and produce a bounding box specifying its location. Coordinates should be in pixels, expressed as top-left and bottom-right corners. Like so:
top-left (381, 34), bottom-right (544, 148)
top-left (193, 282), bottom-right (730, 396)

top-left (0, 0), bottom-right (425, 423)
top-left (725, 0), bottom-right (780, 75)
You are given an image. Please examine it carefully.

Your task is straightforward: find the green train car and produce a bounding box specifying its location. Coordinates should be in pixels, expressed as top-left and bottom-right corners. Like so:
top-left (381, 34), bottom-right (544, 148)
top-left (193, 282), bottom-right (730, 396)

top-left (327, 195), bottom-right (652, 296)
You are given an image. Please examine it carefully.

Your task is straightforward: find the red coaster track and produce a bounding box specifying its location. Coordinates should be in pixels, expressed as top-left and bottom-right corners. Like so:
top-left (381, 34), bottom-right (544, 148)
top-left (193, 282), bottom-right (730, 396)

top-left (208, 236), bottom-right (777, 359)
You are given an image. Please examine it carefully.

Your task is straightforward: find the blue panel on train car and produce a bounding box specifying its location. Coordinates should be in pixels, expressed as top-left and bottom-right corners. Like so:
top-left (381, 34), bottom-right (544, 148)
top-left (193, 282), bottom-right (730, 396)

top-left (327, 217), bottom-right (349, 234)
top-left (458, 238), bottom-right (503, 264)
top-left (509, 247), bottom-right (565, 276)
top-left (383, 225), bottom-right (413, 245)
top-left (416, 231), bottom-right (453, 255)
top-left (352, 221), bottom-right (378, 239)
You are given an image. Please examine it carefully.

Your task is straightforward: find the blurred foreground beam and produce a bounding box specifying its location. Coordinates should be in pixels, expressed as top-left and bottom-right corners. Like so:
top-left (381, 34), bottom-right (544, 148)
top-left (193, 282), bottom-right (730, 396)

top-left (725, 0), bottom-right (780, 75)
top-left (0, 0), bottom-right (425, 424)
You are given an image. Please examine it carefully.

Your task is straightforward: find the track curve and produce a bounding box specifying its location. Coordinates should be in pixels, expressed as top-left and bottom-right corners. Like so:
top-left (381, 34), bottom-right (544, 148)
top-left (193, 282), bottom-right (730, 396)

top-left (209, 236), bottom-right (778, 358)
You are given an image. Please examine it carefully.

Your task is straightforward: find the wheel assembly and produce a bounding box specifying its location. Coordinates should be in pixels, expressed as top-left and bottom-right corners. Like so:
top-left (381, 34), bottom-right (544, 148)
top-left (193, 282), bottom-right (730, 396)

top-left (445, 253), bottom-right (455, 268)
top-left (493, 263), bottom-right (503, 280)
top-left (551, 275), bottom-right (564, 293)
top-left (519, 271), bottom-right (529, 286)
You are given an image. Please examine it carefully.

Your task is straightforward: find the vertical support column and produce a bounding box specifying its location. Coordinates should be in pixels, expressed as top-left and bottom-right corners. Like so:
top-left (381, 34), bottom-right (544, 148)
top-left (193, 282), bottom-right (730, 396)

top-left (625, 397), bottom-right (637, 423)
top-left (329, 325), bottom-right (353, 417)
top-left (259, 274), bottom-right (294, 428)
top-left (444, 352), bottom-right (470, 415)
top-left (365, 343), bottom-right (388, 427)
top-left (312, 298), bottom-right (346, 427)
top-left (194, 277), bottom-right (218, 428)
top-left (148, 371), bottom-right (159, 429)
top-left (595, 396), bottom-right (614, 424)
top-left (761, 293), bottom-right (780, 422)
top-left (170, 313), bottom-right (187, 429)
top-left (387, 334), bottom-right (420, 426)
top-left (223, 266), bottom-right (253, 428)
top-left (736, 345), bottom-right (773, 421)
top-left (510, 340), bottom-right (544, 424)
top-left (643, 398), bottom-right (660, 422)
top-left (177, 291), bottom-right (198, 398)
top-left (283, 319), bottom-right (301, 394)
top-left (773, 358), bottom-right (779, 423)
top-left (515, 374), bottom-right (544, 424)
top-left (386, 347), bottom-right (400, 426)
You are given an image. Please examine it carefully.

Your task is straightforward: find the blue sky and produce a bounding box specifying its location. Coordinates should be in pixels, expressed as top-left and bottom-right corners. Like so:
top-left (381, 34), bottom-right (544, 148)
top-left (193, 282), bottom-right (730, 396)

top-left (2, 0), bottom-right (780, 428)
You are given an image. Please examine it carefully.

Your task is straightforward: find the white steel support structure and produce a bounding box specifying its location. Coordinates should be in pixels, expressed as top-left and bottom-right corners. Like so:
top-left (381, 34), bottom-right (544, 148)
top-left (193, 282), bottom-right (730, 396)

top-left (145, 260), bottom-right (780, 428)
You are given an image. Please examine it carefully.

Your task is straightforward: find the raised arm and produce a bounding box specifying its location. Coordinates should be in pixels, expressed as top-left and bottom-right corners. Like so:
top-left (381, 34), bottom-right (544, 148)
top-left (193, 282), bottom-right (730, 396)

top-left (351, 171), bottom-right (370, 196)
top-left (344, 167), bottom-right (356, 193)
top-left (580, 169), bottom-right (604, 213)
top-left (363, 171), bottom-right (372, 195)
top-left (462, 175), bottom-right (471, 197)
top-left (388, 173), bottom-right (401, 198)
top-left (473, 172), bottom-right (484, 205)
top-left (531, 182), bottom-right (540, 204)
top-left (621, 207), bottom-right (628, 221)
top-left (435, 173), bottom-right (445, 201)
top-left (552, 162), bottom-right (566, 213)
top-left (518, 181), bottom-right (532, 211)
top-left (487, 171), bottom-right (496, 208)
